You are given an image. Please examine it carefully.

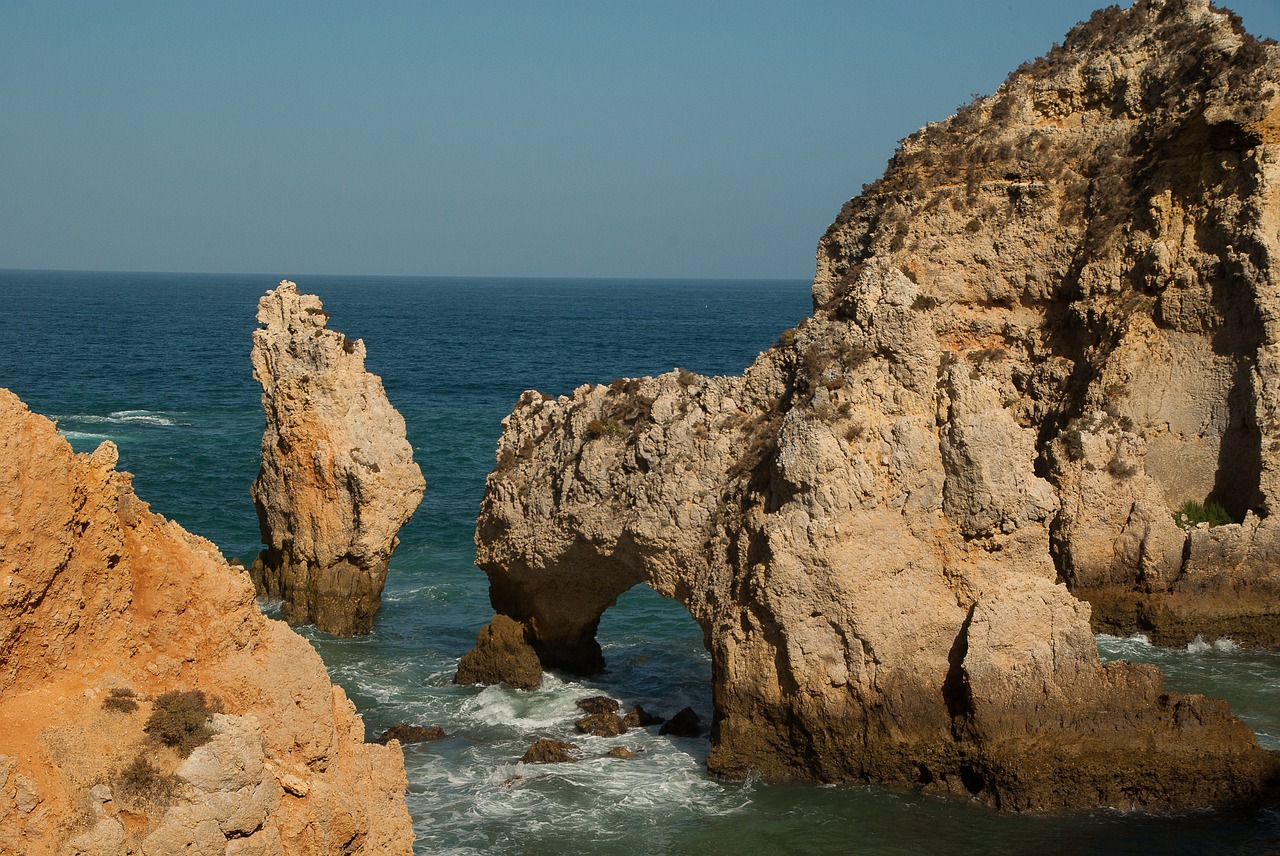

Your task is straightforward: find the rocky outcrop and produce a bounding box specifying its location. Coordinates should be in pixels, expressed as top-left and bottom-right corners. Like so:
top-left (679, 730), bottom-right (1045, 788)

top-left (454, 614), bottom-right (543, 690)
top-left (0, 388), bottom-right (414, 853)
top-left (466, 0), bottom-right (1280, 811)
top-left (250, 281), bottom-right (424, 637)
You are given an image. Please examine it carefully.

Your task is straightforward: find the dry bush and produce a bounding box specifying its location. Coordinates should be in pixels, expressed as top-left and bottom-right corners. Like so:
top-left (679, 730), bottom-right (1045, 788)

top-left (145, 690), bottom-right (219, 757)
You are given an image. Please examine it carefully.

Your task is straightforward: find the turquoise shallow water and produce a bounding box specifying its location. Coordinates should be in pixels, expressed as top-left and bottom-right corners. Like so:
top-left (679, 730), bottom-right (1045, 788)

top-left (3, 269), bottom-right (1280, 854)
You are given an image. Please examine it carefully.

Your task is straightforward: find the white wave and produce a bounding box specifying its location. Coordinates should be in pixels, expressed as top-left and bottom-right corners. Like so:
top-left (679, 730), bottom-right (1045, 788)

top-left (63, 409), bottom-right (186, 427)
top-left (1095, 632), bottom-right (1154, 661)
top-left (108, 409), bottom-right (184, 426)
top-left (1186, 635), bottom-right (1241, 654)
top-left (58, 430), bottom-right (111, 442)
top-left (457, 679), bottom-right (580, 730)
top-left (1186, 635), bottom-right (1213, 654)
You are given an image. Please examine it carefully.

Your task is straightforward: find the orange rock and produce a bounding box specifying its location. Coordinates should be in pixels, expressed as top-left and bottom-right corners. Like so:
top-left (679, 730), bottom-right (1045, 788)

top-left (0, 388), bottom-right (414, 854)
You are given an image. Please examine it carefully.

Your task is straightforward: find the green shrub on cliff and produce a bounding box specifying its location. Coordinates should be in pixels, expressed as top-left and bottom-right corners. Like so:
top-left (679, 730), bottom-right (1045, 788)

top-left (1173, 500), bottom-right (1233, 529)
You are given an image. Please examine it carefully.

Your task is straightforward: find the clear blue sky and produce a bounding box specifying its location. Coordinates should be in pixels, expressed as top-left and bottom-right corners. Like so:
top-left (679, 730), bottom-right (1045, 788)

top-left (3, 1), bottom-right (1279, 280)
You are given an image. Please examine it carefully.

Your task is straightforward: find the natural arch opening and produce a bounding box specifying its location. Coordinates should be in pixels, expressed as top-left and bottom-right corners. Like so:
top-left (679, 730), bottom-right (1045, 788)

top-left (590, 583), bottom-right (713, 733)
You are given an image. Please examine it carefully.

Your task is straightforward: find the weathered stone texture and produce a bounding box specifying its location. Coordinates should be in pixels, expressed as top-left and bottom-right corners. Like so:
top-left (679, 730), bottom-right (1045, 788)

top-left (465, 0), bottom-right (1280, 811)
top-left (0, 388), bottom-right (414, 854)
top-left (250, 280), bottom-right (424, 636)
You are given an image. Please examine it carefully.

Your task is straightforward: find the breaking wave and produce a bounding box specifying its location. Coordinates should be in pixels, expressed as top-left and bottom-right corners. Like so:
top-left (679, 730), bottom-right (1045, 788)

top-left (68, 409), bottom-right (188, 427)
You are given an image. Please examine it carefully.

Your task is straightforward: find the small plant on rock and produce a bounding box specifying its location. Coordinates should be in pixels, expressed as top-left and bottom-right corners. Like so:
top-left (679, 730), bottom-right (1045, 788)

top-left (586, 418), bottom-right (628, 439)
top-left (115, 753), bottom-right (179, 807)
top-left (1173, 500), bottom-right (1234, 530)
top-left (102, 687), bottom-right (138, 713)
top-left (145, 689), bottom-right (219, 757)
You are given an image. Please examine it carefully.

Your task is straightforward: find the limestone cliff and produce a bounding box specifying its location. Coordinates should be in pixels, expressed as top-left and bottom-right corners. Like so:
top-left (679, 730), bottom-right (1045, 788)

top-left (465, 0), bottom-right (1280, 811)
top-left (0, 388), bottom-right (415, 854)
top-left (250, 281), bottom-right (424, 637)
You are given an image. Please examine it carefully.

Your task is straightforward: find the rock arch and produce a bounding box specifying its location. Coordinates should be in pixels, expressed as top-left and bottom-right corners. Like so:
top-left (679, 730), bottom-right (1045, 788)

top-left (460, 0), bottom-right (1280, 811)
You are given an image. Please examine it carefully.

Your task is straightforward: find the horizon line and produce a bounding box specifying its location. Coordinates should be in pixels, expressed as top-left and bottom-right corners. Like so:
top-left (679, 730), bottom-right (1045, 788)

top-left (0, 266), bottom-right (813, 285)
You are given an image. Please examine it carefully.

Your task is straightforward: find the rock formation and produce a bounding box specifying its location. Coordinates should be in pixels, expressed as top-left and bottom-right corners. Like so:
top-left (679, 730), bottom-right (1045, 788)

top-left (0, 388), bottom-right (414, 853)
top-left (250, 280), bottom-right (424, 637)
top-left (465, 0), bottom-right (1280, 811)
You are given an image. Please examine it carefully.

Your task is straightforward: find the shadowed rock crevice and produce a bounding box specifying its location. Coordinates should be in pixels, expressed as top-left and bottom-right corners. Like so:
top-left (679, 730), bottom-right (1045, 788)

top-left (462, 0), bottom-right (1280, 812)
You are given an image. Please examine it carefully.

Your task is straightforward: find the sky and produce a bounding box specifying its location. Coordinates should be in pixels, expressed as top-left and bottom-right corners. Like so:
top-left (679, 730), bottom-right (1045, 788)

top-left (3, 1), bottom-right (1280, 281)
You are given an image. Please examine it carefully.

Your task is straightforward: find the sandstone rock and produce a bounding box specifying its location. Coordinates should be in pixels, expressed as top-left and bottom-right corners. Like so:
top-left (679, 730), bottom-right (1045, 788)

top-left (657, 708), bottom-right (700, 739)
top-left (621, 705), bottom-right (663, 728)
top-left (605, 747), bottom-right (637, 759)
top-left (575, 695), bottom-right (620, 715)
top-left (519, 739), bottom-right (578, 765)
top-left (0, 388), bottom-right (414, 853)
top-left (454, 614), bottom-right (543, 690)
top-left (249, 280), bottom-right (425, 637)
top-left (377, 724), bottom-right (445, 745)
top-left (175, 714), bottom-right (280, 839)
top-left (464, 1), bottom-right (1280, 811)
top-left (575, 712), bottom-right (628, 737)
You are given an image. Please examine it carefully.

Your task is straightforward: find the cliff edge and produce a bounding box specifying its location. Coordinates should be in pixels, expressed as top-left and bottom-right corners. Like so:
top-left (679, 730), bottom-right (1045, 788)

top-left (464, 0), bottom-right (1280, 811)
top-left (0, 388), bottom-right (414, 853)
top-left (250, 281), bottom-right (425, 637)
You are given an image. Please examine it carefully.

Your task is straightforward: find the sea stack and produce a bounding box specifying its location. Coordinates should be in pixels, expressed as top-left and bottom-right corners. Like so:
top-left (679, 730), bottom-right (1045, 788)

top-left (465, 0), bottom-right (1280, 811)
top-left (250, 280), bottom-right (424, 636)
top-left (0, 388), bottom-right (414, 853)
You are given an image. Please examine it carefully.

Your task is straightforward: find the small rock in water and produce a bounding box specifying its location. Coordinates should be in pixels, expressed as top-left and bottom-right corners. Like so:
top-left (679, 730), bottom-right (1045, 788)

top-left (377, 724), bottom-right (445, 745)
top-left (606, 746), bottom-right (637, 759)
top-left (454, 614), bottom-right (543, 690)
top-left (575, 712), bottom-right (627, 737)
top-left (658, 707), bottom-right (700, 737)
top-left (622, 704), bottom-right (663, 728)
top-left (575, 695), bottom-right (620, 715)
top-left (520, 738), bottom-right (578, 764)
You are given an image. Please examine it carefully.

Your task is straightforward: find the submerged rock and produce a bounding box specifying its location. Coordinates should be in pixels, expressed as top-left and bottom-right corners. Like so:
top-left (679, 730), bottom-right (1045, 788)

top-left (575, 695), bottom-right (621, 715)
top-left (0, 388), bottom-right (414, 853)
top-left (606, 746), bottom-right (637, 759)
top-left (575, 712), bottom-right (628, 737)
top-left (465, 1), bottom-right (1280, 811)
top-left (622, 705), bottom-right (664, 728)
top-left (249, 280), bottom-right (425, 637)
top-left (520, 739), bottom-right (578, 765)
top-left (658, 708), bottom-right (700, 738)
top-left (378, 724), bottom-right (446, 745)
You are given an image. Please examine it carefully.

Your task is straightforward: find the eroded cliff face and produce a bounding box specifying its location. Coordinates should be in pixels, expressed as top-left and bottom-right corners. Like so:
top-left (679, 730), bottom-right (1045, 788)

top-left (466, 0), bottom-right (1280, 811)
top-left (250, 281), bottom-right (424, 637)
top-left (0, 388), bottom-right (415, 854)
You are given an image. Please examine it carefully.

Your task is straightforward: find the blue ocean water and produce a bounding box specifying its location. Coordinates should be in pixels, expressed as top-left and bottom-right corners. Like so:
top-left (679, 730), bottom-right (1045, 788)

top-left (3, 268), bottom-right (1280, 855)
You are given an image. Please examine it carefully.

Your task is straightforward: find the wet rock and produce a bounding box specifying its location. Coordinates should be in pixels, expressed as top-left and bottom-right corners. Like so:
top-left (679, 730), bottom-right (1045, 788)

top-left (454, 614), bottom-right (543, 690)
top-left (622, 705), bottom-right (664, 728)
top-left (377, 724), bottom-right (445, 745)
top-left (520, 739), bottom-right (578, 764)
top-left (658, 708), bottom-right (700, 738)
top-left (606, 747), bottom-right (637, 759)
top-left (575, 713), bottom-right (628, 737)
top-left (575, 696), bottom-right (620, 715)
top-left (249, 280), bottom-right (425, 637)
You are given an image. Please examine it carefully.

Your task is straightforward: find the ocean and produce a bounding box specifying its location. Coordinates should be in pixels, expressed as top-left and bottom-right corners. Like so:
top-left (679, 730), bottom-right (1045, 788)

top-left (3, 268), bottom-right (1279, 855)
